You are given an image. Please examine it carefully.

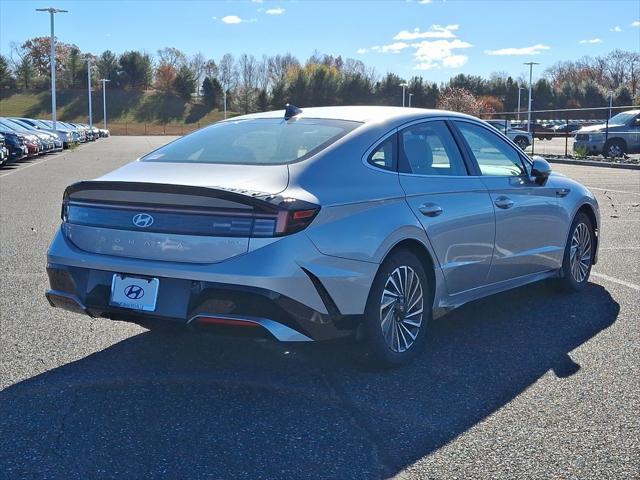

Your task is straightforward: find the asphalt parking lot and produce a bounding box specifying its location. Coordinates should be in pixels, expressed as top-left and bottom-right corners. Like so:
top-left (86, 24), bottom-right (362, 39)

top-left (1, 136), bottom-right (638, 479)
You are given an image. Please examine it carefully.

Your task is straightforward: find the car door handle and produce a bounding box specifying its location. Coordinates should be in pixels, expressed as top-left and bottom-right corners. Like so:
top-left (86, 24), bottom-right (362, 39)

top-left (556, 188), bottom-right (571, 197)
top-left (494, 196), bottom-right (514, 209)
top-left (419, 203), bottom-right (443, 217)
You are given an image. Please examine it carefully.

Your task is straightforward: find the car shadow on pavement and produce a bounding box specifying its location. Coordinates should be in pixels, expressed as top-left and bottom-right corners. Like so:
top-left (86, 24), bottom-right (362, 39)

top-left (0, 281), bottom-right (619, 479)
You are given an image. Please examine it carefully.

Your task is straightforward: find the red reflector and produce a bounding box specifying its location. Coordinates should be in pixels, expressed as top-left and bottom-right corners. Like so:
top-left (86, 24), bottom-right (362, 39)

top-left (292, 209), bottom-right (317, 220)
top-left (196, 316), bottom-right (259, 328)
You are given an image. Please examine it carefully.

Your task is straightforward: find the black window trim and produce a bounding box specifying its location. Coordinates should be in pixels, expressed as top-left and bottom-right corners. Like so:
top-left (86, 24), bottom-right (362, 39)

top-left (449, 119), bottom-right (530, 178)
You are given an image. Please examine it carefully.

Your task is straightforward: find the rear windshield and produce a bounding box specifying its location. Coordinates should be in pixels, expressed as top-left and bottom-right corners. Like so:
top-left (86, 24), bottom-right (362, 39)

top-left (141, 118), bottom-right (360, 165)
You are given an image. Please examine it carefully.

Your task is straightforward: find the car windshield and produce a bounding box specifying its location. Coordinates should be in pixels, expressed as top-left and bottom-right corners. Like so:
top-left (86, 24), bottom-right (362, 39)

top-left (141, 118), bottom-right (361, 165)
top-left (0, 119), bottom-right (30, 133)
top-left (608, 111), bottom-right (636, 125)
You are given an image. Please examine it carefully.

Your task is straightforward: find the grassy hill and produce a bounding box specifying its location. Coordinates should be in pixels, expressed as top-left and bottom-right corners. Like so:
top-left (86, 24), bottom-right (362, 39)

top-left (0, 89), bottom-right (230, 134)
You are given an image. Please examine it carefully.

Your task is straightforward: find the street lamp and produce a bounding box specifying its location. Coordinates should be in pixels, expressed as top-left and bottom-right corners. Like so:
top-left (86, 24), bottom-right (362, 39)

top-left (100, 79), bottom-right (111, 130)
top-left (36, 7), bottom-right (68, 130)
top-left (517, 85), bottom-right (525, 122)
top-left (87, 58), bottom-right (93, 127)
top-left (408, 93), bottom-right (414, 108)
top-left (400, 83), bottom-right (408, 107)
top-left (524, 62), bottom-right (539, 133)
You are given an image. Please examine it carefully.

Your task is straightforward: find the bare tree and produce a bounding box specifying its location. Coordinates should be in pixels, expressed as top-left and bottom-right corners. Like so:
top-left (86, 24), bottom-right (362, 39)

top-left (156, 47), bottom-right (186, 69)
top-left (189, 52), bottom-right (206, 98)
top-left (237, 54), bottom-right (259, 113)
top-left (204, 59), bottom-right (218, 80)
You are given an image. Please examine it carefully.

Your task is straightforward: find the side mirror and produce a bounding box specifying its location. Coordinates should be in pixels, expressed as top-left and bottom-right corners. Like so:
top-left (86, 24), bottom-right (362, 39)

top-left (530, 156), bottom-right (551, 185)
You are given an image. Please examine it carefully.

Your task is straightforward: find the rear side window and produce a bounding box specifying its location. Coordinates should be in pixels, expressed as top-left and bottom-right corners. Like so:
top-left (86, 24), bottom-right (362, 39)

top-left (454, 121), bottom-right (526, 176)
top-left (142, 118), bottom-right (360, 165)
top-left (368, 135), bottom-right (397, 171)
top-left (399, 121), bottom-right (467, 176)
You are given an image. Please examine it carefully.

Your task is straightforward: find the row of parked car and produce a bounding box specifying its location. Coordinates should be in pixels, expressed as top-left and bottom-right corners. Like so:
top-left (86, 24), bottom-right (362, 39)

top-left (0, 117), bottom-right (109, 168)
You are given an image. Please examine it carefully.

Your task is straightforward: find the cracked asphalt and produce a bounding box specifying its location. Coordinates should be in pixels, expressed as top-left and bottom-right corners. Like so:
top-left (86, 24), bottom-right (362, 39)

top-left (1, 137), bottom-right (638, 479)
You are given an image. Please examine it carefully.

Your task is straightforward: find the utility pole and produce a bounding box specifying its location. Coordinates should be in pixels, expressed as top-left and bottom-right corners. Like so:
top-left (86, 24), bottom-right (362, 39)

top-left (408, 93), bottom-right (414, 108)
top-left (524, 62), bottom-right (539, 133)
top-left (36, 7), bottom-right (68, 130)
top-left (400, 83), bottom-right (408, 107)
top-left (87, 58), bottom-right (93, 126)
top-left (517, 86), bottom-right (524, 122)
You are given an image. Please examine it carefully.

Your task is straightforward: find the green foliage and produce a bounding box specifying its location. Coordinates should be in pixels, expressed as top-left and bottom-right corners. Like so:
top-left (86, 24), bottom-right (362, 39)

top-left (118, 51), bottom-right (152, 90)
top-left (574, 144), bottom-right (589, 158)
top-left (201, 76), bottom-right (223, 108)
top-left (173, 65), bottom-right (196, 100)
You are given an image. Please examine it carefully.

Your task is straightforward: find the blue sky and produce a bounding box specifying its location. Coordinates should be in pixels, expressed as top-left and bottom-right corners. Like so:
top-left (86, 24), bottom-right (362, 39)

top-left (1, 0), bottom-right (639, 83)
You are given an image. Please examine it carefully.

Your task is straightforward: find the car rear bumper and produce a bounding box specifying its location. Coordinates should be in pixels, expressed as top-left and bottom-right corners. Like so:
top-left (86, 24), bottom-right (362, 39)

top-left (46, 227), bottom-right (376, 341)
top-left (46, 263), bottom-right (360, 342)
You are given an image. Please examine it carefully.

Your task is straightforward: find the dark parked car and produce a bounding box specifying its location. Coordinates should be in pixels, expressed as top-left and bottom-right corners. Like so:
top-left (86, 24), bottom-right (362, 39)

top-left (0, 128), bottom-right (28, 162)
top-left (0, 133), bottom-right (8, 167)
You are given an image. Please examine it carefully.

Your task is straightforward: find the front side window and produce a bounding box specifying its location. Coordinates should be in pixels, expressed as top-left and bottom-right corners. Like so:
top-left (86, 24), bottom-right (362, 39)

top-left (455, 121), bottom-right (526, 177)
top-left (399, 121), bottom-right (467, 176)
top-left (142, 118), bottom-right (361, 165)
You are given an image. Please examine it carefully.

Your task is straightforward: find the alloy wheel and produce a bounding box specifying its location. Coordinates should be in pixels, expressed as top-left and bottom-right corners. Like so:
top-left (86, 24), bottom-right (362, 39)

top-left (570, 222), bottom-right (592, 283)
top-left (607, 143), bottom-right (623, 158)
top-left (379, 266), bottom-right (424, 353)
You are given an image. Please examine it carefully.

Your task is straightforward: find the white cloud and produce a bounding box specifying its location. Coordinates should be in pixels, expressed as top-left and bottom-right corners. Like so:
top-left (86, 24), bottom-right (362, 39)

top-left (610, 26), bottom-right (622, 32)
top-left (221, 15), bottom-right (242, 24)
top-left (220, 15), bottom-right (255, 24)
top-left (394, 24), bottom-right (459, 40)
top-left (251, 0), bottom-right (264, 3)
top-left (413, 39), bottom-right (472, 69)
top-left (265, 7), bottom-right (285, 15)
top-left (484, 44), bottom-right (550, 56)
top-left (419, 0), bottom-right (432, 3)
top-left (356, 48), bottom-right (368, 55)
top-left (372, 42), bottom-right (410, 54)
top-left (579, 38), bottom-right (603, 44)
top-left (632, 21), bottom-right (640, 27)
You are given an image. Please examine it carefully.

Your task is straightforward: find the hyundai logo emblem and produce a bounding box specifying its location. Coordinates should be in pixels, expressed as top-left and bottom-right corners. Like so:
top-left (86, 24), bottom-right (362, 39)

top-left (132, 213), bottom-right (154, 228)
top-left (124, 285), bottom-right (144, 300)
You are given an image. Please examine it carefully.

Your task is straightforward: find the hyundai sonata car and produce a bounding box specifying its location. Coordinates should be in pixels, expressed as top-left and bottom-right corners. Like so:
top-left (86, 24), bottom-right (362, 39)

top-left (46, 106), bottom-right (600, 366)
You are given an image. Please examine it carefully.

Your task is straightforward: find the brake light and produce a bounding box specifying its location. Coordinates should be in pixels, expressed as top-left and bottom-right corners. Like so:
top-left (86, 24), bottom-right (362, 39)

top-left (275, 207), bottom-right (320, 236)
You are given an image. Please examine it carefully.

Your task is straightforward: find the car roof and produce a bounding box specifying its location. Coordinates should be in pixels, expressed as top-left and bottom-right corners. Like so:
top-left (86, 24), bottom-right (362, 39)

top-left (225, 105), bottom-right (479, 125)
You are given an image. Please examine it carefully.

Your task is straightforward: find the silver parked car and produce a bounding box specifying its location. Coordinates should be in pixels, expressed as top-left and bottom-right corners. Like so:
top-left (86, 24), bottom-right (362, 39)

top-left (574, 109), bottom-right (640, 157)
top-left (46, 106), bottom-right (600, 366)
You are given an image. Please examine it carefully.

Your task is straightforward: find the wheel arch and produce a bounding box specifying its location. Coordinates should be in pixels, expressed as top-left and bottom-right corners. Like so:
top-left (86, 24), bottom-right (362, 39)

top-left (382, 238), bottom-right (437, 303)
top-left (575, 203), bottom-right (599, 264)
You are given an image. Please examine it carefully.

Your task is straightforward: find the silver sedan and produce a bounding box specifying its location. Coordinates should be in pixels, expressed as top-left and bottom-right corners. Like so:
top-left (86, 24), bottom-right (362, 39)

top-left (46, 106), bottom-right (600, 366)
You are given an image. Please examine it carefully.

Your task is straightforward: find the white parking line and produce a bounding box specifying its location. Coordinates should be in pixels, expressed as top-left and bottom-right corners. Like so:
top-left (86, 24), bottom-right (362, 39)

top-left (588, 187), bottom-right (640, 196)
top-left (591, 272), bottom-right (640, 291)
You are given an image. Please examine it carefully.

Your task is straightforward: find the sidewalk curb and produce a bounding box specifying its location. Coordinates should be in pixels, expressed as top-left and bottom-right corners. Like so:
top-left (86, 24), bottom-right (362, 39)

top-left (546, 158), bottom-right (640, 170)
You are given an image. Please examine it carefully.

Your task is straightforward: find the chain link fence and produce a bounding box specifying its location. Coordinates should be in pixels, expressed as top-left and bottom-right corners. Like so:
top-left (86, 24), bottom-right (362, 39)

top-left (479, 104), bottom-right (639, 159)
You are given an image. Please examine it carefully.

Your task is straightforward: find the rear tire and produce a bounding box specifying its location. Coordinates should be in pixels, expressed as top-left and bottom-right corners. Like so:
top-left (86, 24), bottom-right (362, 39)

top-left (555, 212), bottom-right (594, 292)
top-left (362, 250), bottom-right (431, 367)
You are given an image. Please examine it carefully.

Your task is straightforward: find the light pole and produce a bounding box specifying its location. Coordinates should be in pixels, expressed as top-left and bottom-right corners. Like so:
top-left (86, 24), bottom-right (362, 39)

top-left (100, 79), bottom-right (111, 130)
top-left (517, 86), bottom-right (524, 122)
top-left (408, 93), bottom-right (414, 108)
top-left (400, 83), bottom-right (408, 107)
top-left (36, 7), bottom-right (68, 130)
top-left (524, 62), bottom-right (539, 133)
top-left (223, 90), bottom-right (227, 119)
top-left (87, 58), bottom-right (93, 127)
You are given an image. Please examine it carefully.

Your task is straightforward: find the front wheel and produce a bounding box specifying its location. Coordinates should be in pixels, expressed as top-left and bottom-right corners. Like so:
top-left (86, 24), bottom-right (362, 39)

top-left (362, 250), bottom-right (431, 367)
top-left (603, 139), bottom-right (626, 158)
top-left (514, 136), bottom-right (529, 150)
top-left (555, 212), bottom-right (594, 292)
